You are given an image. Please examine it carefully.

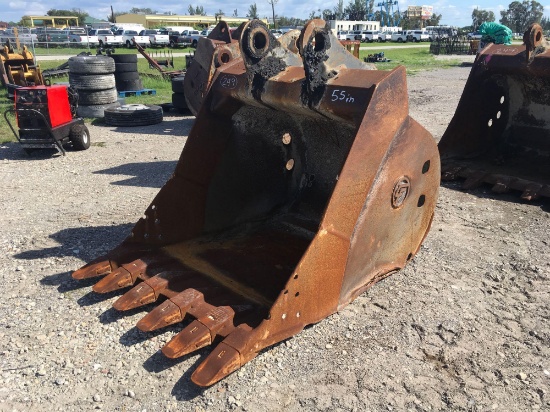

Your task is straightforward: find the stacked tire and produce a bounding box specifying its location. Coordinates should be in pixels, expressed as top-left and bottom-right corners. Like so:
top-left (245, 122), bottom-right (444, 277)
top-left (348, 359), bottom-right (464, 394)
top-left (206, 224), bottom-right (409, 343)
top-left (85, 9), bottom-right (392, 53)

top-left (69, 55), bottom-right (119, 118)
top-left (111, 54), bottom-right (143, 92)
top-left (171, 75), bottom-right (188, 112)
top-left (104, 104), bottom-right (163, 127)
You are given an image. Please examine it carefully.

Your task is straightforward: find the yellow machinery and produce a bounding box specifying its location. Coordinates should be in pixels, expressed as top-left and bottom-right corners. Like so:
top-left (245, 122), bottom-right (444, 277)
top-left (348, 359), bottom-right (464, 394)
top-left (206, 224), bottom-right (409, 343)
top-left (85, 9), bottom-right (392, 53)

top-left (0, 39), bottom-right (44, 87)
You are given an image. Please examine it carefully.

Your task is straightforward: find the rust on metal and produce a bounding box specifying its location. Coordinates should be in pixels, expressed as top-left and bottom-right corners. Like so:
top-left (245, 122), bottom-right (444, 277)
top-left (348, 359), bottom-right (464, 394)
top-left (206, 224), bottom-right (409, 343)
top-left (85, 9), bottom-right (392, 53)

top-left (439, 23), bottom-right (550, 200)
top-left (72, 19), bottom-right (440, 387)
top-left (183, 21), bottom-right (245, 115)
top-left (339, 40), bottom-right (361, 59)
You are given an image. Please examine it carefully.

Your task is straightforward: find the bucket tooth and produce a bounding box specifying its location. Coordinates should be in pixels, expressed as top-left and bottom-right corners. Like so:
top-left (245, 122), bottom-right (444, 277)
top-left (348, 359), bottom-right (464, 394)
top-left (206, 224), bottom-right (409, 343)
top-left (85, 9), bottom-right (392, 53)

top-left (92, 266), bottom-right (135, 293)
top-left (72, 260), bottom-right (113, 280)
top-left (113, 282), bottom-right (156, 311)
top-left (91, 259), bottom-right (149, 293)
top-left (136, 288), bottom-right (205, 332)
top-left (191, 342), bottom-right (242, 387)
top-left (137, 300), bottom-right (183, 332)
top-left (112, 271), bottom-right (188, 311)
top-left (162, 321), bottom-right (212, 358)
top-left (162, 305), bottom-right (236, 357)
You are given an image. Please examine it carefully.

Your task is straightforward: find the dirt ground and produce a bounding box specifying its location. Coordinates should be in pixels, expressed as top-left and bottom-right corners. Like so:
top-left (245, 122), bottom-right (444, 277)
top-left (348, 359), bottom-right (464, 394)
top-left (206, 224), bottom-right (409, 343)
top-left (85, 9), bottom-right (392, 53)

top-left (0, 65), bottom-right (548, 412)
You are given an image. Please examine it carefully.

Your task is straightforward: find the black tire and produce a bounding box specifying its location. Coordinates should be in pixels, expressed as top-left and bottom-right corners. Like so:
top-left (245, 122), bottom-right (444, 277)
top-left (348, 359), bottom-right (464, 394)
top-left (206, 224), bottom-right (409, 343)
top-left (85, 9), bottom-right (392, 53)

top-left (69, 73), bottom-right (115, 90)
top-left (114, 62), bottom-right (138, 73)
top-left (111, 54), bottom-right (137, 63)
top-left (172, 92), bottom-right (188, 109)
top-left (169, 40), bottom-right (176, 48)
top-left (397, 38), bottom-right (403, 43)
top-left (114, 71), bottom-right (140, 81)
top-left (69, 124), bottom-right (91, 150)
top-left (104, 104), bottom-right (163, 127)
top-left (68, 55), bottom-right (115, 74)
top-left (116, 79), bottom-right (143, 91)
top-left (126, 40), bottom-right (133, 49)
top-left (171, 76), bottom-right (185, 93)
top-left (78, 88), bottom-right (118, 105)
top-left (192, 39), bottom-right (198, 48)
top-left (77, 102), bottom-right (120, 118)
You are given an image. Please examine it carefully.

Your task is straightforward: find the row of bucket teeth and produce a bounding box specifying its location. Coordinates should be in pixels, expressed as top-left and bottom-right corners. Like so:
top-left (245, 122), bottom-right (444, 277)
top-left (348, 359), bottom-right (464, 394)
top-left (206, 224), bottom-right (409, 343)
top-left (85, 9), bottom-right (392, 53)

top-left (441, 165), bottom-right (549, 200)
top-left (72, 254), bottom-right (259, 386)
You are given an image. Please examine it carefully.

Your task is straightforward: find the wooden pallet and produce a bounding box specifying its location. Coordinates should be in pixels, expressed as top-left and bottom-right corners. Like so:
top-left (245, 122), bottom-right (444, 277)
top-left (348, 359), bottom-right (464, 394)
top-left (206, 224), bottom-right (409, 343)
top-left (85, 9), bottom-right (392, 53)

top-left (117, 89), bottom-right (157, 97)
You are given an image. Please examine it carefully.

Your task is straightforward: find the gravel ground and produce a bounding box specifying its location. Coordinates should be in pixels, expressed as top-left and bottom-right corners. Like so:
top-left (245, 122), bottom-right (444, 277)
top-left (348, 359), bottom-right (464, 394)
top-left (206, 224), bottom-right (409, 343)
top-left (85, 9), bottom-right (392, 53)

top-left (0, 66), bottom-right (549, 412)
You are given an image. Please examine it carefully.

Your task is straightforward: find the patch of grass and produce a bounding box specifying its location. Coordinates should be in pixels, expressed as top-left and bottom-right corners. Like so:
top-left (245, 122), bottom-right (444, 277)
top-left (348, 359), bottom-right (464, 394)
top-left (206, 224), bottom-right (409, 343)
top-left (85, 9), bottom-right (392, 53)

top-left (359, 46), bottom-right (466, 73)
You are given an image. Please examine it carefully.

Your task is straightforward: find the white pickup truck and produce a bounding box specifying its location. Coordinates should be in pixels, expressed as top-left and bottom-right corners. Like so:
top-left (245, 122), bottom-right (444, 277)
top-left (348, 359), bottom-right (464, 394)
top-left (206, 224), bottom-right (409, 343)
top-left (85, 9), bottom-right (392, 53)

top-left (89, 29), bottom-right (122, 47)
top-left (68, 29), bottom-right (99, 47)
top-left (115, 29), bottom-right (149, 48)
top-left (406, 30), bottom-right (430, 42)
top-left (391, 31), bottom-right (409, 42)
top-left (139, 29), bottom-right (169, 47)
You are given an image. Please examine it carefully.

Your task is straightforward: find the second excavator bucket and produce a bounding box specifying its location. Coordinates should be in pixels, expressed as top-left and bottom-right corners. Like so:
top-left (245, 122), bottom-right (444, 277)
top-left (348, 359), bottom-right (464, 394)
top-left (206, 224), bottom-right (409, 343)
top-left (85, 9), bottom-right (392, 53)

top-left (439, 24), bottom-right (550, 200)
top-left (72, 20), bottom-right (440, 386)
top-left (183, 21), bottom-right (244, 115)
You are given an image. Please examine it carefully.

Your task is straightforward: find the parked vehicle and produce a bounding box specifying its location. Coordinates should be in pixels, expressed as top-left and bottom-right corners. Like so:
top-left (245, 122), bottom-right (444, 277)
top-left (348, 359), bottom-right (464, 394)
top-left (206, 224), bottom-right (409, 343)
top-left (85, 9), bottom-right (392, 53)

top-left (89, 29), bottom-right (122, 47)
top-left (115, 29), bottom-right (149, 48)
top-left (68, 29), bottom-right (98, 46)
top-left (140, 29), bottom-right (169, 47)
top-left (1, 28), bottom-right (37, 45)
top-left (37, 29), bottom-right (68, 46)
top-left (406, 30), bottom-right (429, 42)
top-left (178, 29), bottom-right (202, 48)
top-left (391, 31), bottom-right (408, 42)
top-left (378, 31), bottom-right (390, 42)
top-left (161, 30), bottom-right (191, 48)
top-left (359, 30), bottom-right (379, 43)
top-left (337, 31), bottom-right (349, 40)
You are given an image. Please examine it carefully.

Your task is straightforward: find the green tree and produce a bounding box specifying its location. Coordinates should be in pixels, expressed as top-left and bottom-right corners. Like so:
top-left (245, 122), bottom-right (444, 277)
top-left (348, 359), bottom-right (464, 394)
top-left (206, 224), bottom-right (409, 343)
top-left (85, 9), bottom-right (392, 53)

top-left (541, 15), bottom-right (550, 30)
top-left (309, 9), bottom-right (321, 20)
top-left (247, 3), bottom-right (259, 19)
top-left (345, 0), bottom-right (367, 21)
top-left (500, 0), bottom-right (543, 33)
top-left (333, 0), bottom-right (345, 20)
top-left (322, 9), bottom-right (335, 20)
top-left (188, 5), bottom-right (206, 15)
top-left (472, 8), bottom-right (495, 30)
top-left (46, 8), bottom-right (88, 26)
top-left (425, 13), bottom-right (443, 27)
top-left (233, 9), bottom-right (238, 17)
top-left (277, 16), bottom-right (306, 27)
top-left (367, 0), bottom-right (375, 16)
top-left (129, 7), bottom-right (157, 14)
top-left (267, 0), bottom-right (278, 28)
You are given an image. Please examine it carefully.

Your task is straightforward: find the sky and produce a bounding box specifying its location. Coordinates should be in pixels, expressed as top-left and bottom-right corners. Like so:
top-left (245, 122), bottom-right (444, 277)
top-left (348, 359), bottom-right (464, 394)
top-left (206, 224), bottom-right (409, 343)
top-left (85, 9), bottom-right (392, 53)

top-left (4, 0), bottom-right (550, 28)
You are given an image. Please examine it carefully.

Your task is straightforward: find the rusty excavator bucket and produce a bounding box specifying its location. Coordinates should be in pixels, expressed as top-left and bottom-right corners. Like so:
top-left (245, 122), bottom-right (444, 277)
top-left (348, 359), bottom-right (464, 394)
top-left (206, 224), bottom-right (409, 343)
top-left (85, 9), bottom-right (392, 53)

top-left (440, 24), bottom-right (550, 201)
top-left (72, 19), bottom-right (440, 386)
